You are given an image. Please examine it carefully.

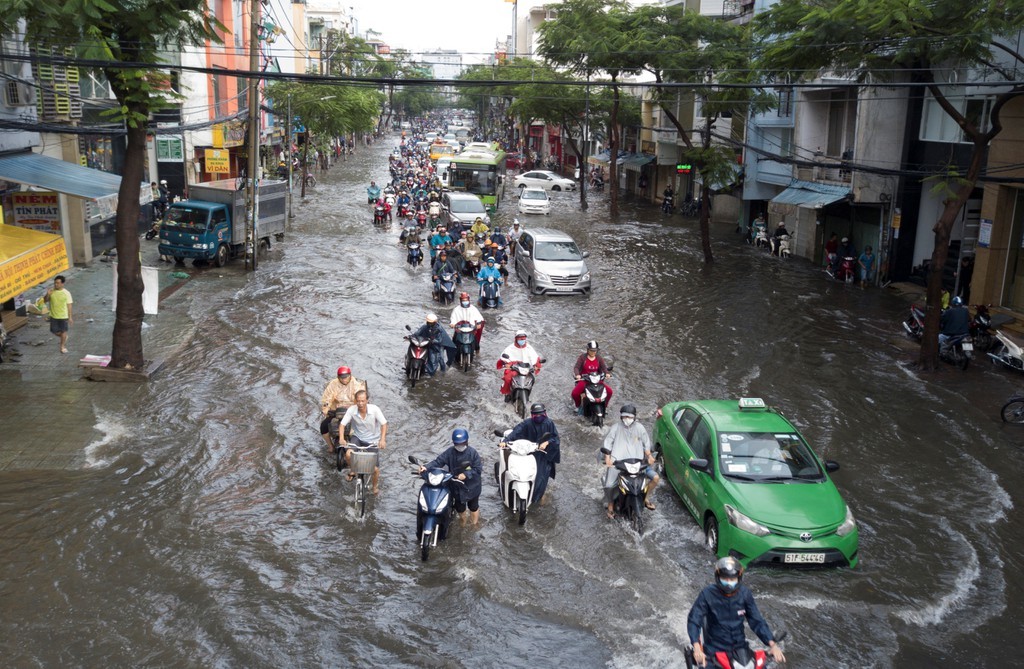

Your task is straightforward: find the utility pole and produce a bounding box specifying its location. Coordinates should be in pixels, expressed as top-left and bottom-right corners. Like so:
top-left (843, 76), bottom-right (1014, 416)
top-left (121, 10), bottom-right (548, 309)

top-left (245, 0), bottom-right (262, 271)
top-left (286, 93), bottom-right (293, 218)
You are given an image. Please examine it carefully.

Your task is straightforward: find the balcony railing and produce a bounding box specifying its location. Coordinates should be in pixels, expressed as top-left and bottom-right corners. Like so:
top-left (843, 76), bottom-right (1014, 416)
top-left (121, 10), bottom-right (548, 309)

top-left (797, 152), bottom-right (853, 184)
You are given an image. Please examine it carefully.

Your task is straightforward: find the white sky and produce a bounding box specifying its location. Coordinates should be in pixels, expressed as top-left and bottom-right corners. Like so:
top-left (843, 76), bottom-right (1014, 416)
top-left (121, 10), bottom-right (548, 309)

top-left (349, 0), bottom-right (515, 63)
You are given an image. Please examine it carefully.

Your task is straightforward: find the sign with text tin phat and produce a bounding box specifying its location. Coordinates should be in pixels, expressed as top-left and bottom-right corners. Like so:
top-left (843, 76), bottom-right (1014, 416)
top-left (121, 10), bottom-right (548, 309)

top-left (11, 192), bottom-right (61, 233)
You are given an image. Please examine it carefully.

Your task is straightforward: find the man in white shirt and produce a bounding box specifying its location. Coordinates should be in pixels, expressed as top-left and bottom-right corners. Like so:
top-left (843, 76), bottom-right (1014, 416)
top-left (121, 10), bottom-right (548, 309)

top-left (450, 291), bottom-right (485, 351)
top-left (339, 389), bottom-right (388, 493)
top-left (496, 330), bottom-right (542, 397)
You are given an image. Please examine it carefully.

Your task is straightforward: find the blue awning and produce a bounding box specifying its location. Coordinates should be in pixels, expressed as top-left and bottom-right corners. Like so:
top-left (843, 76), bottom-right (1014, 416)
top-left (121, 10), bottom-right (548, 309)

top-left (771, 179), bottom-right (850, 209)
top-left (0, 152), bottom-right (123, 202)
top-left (622, 153), bottom-right (656, 172)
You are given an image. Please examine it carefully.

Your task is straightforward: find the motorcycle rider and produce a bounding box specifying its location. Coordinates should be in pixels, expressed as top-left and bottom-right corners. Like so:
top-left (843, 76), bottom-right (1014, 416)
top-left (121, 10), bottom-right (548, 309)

top-left (408, 313), bottom-right (456, 375)
top-left (503, 403), bottom-right (561, 504)
top-left (571, 340), bottom-right (613, 411)
top-left (836, 236), bottom-right (856, 267)
top-left (687, 557), bottom-right (785, 667)
top-left (338, 389), bottom-right (388, 495)
top-left (662, 184), bottom-right (675, 212)
top-left (470, 216), bottom-right (490, 238)
top-left (319, 366), bottom-right (367, 452)
top-left (507, 219), bottom-right (523, 256)
top-left (940, 296), bottom-right (971, 355)
top-left (771, 221), bottom-right (790, 256)
top-left (367, 180), bottom-right (381, 203)
top-left (450, 291), bottom-right (485, 351)
top-left (603, 404), bottom-right (659, 518)
top-left (429, 226), bottom-right (454, 262)
top-left (419, 428), bottom-right (483, 526)
top-left (489, 241), bottom-right (509, 278)
top-left (431, 249), bottom-right (461, 301)
top-left (497, 330), bottom-right (542, 398)
top-left (476, 256), bottom-right (503, 306)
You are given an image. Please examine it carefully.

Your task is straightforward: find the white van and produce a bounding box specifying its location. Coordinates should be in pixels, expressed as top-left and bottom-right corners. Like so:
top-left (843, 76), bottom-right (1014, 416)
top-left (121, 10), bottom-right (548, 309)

top-left (436, 157), bottom-right (452, 188)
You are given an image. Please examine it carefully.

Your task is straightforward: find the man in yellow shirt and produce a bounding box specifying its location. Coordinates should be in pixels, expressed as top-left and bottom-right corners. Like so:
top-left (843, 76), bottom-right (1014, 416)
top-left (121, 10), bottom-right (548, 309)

top-left (319, 366), bottom-right (367, 451)
top-left (45, 275), bottom-right (73, 354)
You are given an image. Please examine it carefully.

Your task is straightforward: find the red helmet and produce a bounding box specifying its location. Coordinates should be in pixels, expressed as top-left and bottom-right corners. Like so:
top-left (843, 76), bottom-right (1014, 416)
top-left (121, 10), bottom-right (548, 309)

top-left (459, 292), bottom-right (470, 301)
top-left (337, 366), bottom-right (352, 376)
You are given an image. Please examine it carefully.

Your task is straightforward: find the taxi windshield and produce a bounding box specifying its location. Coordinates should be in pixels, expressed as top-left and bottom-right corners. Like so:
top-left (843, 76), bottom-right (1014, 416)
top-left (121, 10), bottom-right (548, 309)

top-left (717, 432), bottom-right (824, 482)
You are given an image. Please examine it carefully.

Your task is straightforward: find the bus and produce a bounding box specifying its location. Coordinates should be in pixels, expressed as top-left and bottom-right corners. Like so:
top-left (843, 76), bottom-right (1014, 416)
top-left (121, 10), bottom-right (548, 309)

top-left (447, 149), bottom-right (507, 213)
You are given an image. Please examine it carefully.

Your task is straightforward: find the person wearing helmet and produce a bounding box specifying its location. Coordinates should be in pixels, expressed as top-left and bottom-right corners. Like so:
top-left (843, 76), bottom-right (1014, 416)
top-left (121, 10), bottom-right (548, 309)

top-left (431, 249), bottom-right (461, 301)
top-left (450, 291), bottom-right (485, 351)
top-left (489, 226), bottom-right (507, 250)
top-left (470, 216), bottom-right (489, 237)
top-left (687, 557), bottom-right (785, 667)
top-left (507, 219), bottom-right (523, 257)
top-left (489, 241), bottom-right (509, 278)
top-left (602, 404), bottom-right (659, 518)
top-left (319, 365), bottom-right (368, 452)
top-left (429, 226), bottom-right (453, 262)
top-left (939, 295), bottom-right (970, 356)
top-left (476, 256), bottom-right (503, 306)
top-left (497, 330), bottom-right (543, 397)
top-left (770, 220), bottom-right (790, 256)
top-left (571, 340), bottom-right (613, 410)
top-left (419, 428), bottom-right (483, 525)
top-left (408, 313), bottom-right (456, 375)
top-left (503, 403), bottom-right (561, 504)
top-left (837, 235), bottom-right (856, 262)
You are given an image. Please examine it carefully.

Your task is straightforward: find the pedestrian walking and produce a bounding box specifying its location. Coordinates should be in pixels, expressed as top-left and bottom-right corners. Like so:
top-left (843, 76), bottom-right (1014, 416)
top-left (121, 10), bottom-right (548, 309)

top-left (44, 275), bottom-right (73, 354)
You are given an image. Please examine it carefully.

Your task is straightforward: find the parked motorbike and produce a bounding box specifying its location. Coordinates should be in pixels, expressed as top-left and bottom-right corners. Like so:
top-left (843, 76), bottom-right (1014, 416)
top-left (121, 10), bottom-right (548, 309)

top-left (601, 448), bottom-right (651, 536)
top-left (989, 328), bottom-right (1024, 373)
top-left (403, 325), bottom-right (431, 388)
top-left (479, 275), bottom-right (501, 309)
top-left (685, 632), bottom-right (787, 669)
top-left (579, 369), bottom-right (612, 427)
top-left (436, 271), bottom-right (457, 306)
top-left (144, 220), bottom-right (161, 240)
top-left (453, 321), bottom-right (477, 373)
top-left (940, 333), bottom-right (973, 370)
top-left (902, 303), bottom-right (926, 340)
top-left (493, 429), bottom-right (549, 526)
top-left (662, 194), bottom-right (674, 214)
top-left (970, 304), bottom-right (995, 351)
top-left (409, 455), bottom-right (460, 561)
top-left (505, 359), bottom-right (544, 418)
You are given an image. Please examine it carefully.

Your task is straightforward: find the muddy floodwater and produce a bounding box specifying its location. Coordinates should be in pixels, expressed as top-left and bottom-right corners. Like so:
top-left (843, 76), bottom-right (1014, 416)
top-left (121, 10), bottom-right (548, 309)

top-left (2, 139), bottom-right (1022, 668)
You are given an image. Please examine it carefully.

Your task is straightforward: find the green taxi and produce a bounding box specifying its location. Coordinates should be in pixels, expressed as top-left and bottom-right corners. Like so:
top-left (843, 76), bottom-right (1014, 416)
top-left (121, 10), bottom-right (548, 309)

top-left (654, 398), bottom-right (858, 567)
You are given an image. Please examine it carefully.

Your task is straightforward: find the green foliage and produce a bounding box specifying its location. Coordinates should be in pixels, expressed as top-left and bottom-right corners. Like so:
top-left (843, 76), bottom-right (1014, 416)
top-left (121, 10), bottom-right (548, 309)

top-left (265, 82), bottom-right (384, 136)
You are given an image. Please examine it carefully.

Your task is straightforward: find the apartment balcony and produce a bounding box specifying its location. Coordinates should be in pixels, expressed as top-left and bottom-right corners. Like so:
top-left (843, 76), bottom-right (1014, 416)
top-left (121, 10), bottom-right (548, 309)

top-left (796, 151), bottom-right (853, 186)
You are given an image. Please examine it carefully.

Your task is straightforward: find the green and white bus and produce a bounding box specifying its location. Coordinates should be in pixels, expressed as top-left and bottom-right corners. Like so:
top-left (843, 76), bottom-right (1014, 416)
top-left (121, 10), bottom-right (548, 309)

top-left (447, 148), bottom-right (507, 213)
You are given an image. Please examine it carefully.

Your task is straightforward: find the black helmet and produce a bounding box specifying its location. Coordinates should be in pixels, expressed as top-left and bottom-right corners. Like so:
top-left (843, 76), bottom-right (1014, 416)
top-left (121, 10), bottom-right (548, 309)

top-left (714, 556), bottom-right (744, 593)
top-left (620, 404), bottom-right (637, 417)
top-left (530, 402), bottom-right (546, 415)
top-left (587, 340), bottom-right (599, 351)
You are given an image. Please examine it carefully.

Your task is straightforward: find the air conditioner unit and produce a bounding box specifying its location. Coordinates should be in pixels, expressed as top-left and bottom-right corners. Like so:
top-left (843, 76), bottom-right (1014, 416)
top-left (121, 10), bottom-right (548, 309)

top-left (4, 80), bottom-right (36, 107)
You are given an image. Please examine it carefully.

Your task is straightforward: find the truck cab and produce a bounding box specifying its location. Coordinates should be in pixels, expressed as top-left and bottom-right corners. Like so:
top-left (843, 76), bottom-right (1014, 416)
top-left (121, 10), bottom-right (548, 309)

top-left (159, 202), bottom-right (233, 266)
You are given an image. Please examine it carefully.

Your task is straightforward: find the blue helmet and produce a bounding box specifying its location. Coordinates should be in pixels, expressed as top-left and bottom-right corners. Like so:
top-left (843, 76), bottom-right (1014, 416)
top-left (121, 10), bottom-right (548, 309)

top-left (951, 296), bottom-right (963, 306)
top-left (452, 428), bottom-right (469, 444)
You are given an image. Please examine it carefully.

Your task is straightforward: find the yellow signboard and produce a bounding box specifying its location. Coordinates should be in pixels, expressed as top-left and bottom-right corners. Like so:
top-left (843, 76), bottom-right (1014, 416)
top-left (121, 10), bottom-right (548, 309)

top-left (205, 149), bottom-right (230, 174)
top-left (0, 225), bottom-right (70, 303)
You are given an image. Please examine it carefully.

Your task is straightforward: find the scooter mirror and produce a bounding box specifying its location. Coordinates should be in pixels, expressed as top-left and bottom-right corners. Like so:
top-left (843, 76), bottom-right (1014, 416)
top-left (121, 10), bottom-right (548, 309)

top-left (538, 357), bottom-right (547, 364)
top-left (405, 324), bottom-right (412, 331)
top-left (493, 429), bottom-right (504, 437)
top-left (600, 447), bottom-right (611, 456)
top-left (407, 455), bottom-right (420, 465)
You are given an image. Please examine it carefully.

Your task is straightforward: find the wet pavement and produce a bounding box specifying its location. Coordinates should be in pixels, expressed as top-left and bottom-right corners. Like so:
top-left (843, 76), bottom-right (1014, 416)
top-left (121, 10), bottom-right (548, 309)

top-left (0, 137), bottom-right (1022, 668)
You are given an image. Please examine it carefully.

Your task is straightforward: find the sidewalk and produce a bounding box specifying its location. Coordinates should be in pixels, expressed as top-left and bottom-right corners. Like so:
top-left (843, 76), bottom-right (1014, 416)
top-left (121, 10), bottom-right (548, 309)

top-left (0, 239), bottom-right (200, 470)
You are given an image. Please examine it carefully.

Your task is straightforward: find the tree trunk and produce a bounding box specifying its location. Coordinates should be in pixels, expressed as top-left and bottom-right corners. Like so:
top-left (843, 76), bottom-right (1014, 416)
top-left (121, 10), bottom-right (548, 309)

top-left (700, 187), bottom-right (714, 263)
top-left (563, 127), bottom-right (587, 211)
top-left (109, 121), bottom-right (147, 370)
top-left (608, 81), bottom-right (620, 217)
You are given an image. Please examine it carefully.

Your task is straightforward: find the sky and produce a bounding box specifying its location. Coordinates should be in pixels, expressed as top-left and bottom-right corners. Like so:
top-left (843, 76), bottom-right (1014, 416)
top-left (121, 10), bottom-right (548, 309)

top-left (348, 0), bottom-right (515, 63)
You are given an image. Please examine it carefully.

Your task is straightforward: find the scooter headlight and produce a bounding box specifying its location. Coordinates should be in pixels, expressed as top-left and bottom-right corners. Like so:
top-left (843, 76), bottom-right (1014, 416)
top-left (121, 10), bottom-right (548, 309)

top-left (835, 505), bottom-right (857, 537)
top-left (427, 471), bottom-right (445, 486)
top-left (419, 491), bottom-right (429, 512)
top-left (725, 504), bottom-right (771, 537)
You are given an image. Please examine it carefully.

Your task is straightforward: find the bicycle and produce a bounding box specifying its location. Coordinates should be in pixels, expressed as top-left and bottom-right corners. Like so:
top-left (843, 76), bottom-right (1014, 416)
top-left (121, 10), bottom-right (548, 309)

top-left (303, 172), bottom-right (317, 188)
top-left (337, 442), bottom-right (380, 517)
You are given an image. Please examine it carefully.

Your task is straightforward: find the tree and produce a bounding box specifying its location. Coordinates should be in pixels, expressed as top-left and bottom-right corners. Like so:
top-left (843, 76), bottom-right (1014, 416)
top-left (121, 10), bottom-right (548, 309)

top-left (1, 1), bottom-right (221, 371)
top-left (755, 0), bottom-right (1024, 369)
top-left (538, 0), bottom-right (641, 216)
top-left (632, 5), bottom-right (771, 263)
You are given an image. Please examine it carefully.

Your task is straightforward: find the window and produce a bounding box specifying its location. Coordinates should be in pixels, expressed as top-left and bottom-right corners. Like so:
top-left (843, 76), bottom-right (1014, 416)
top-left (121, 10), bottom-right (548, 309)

top-left (778, 127), bottom-right (794, 158)
top-left (688, 419), bottom-right (712, 461)
top-left (210, 208), bottom-right (228, 228)
top-left (212, 67), bottom-right (228, 117)
top-left (674, 408), bottom-right (699, 441)
top-left (777, 87), bottom-right (794, 118)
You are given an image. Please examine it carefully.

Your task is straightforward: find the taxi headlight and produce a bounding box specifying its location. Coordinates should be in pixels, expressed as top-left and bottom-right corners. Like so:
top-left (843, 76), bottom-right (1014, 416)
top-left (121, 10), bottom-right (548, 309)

top-left (725, 504), bottom-right (771, 537)
top-left (835, 506), bottom-right (857, 537)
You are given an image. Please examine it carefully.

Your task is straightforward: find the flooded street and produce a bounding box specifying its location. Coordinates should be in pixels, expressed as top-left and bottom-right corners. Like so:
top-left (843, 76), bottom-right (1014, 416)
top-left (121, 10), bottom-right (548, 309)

top-left (3, 138), bottom-right (1023, 668)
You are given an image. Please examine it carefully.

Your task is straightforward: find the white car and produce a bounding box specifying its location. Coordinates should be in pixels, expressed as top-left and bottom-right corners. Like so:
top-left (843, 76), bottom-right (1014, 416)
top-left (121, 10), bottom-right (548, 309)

top-left (517, 187), bottom-right (551, 215)
top-left (513, 170), bottom-right (577, 192)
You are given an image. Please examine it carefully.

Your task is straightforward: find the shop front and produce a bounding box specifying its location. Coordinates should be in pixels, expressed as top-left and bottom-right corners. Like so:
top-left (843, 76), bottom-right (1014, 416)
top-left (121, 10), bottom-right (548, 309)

top-left (0, 218), bottom-right (69, 333)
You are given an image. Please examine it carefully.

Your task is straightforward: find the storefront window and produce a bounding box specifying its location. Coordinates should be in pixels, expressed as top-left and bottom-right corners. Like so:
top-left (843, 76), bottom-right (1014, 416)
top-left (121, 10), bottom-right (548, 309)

top-left (1003, 190), bottom-right (1024, 311)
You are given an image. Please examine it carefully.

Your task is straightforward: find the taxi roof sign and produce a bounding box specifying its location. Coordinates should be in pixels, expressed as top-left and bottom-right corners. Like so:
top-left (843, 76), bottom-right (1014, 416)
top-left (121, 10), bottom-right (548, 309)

top-left (738, 397), bottom-right (766, 409)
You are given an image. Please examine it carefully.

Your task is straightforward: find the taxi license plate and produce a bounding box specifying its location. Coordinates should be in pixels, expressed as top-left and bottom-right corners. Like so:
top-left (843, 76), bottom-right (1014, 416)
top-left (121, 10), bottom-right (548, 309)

top-left (962, 342), bottom-right (974, 351)
top-left (555, 286), bottom-right (573, 292)
top-left (785, 553), bottom-right (825, 564)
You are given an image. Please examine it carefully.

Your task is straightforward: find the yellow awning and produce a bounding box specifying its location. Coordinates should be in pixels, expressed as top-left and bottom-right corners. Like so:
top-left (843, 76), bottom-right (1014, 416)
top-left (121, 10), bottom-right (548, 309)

top-left (0, 223), bottom-right (69, 303)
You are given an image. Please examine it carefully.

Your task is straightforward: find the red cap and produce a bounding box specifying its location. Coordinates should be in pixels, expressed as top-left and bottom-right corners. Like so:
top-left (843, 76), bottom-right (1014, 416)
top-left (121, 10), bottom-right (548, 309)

top-left (337, 366), bottom-right (352, 376)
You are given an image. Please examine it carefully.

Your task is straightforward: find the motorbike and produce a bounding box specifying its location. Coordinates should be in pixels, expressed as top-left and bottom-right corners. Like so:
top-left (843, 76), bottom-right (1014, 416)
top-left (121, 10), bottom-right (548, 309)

top-left (436, 271), bottom-right (457, 306)
top-left (833, 256), bottom-right (856, 283)
top-left (373, 204), bottom-right (387, 226)
top-left (902, 303), bottom-right (926, 340)
top-left (1001, 391), bottom-right (1024, 423)
top-left (367, 186), bottom-right (381, 203)
top-left (579, 369), bottom-right (612, 427)
top-left (479, 275), bottom-right (501, 310)
top-left (775, 233), bottom-right (793, 259)
top-left (685, 633), bottom-right (787, 669)
top-left (403, 325), bottom-right (431, 388)
top-left (409, 455), bottom-right (460, 561)
top-left (940, 333), bottom-right (973, 370)
top-left (452, 321), bottom-right (477, 373)
top-left (493, 429), bottom-right (549, 526)
top-left (406, 240), bottom-right (423, 268)
top-left (970, 304), bottom-right (995, 352)
top-left (398, 202), bottom-right (411, 218)
top-left (463, 248), bottom-right (482, 278)
top-left (662, 194), bottom-right (674, 214)
top-left (989, 328), bottom-right (1024, 373)
top-left (506, 359), bottom-right (544, 418)
top-left (601, 448), bottom-right (651, 536)
top-left (753, 223), bottom-right (769, 250)
top-left (144, 220), bottom-right (161, 240)
top-left (591, 177), bottom-right (604, 192)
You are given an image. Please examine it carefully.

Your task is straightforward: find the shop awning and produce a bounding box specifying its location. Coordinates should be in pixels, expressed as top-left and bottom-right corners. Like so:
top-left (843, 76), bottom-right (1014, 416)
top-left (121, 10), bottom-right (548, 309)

top-left (0, 152), bottom-right (122, 205)
top-left (587, 150), bottom-right (611, 165)
top-left (770, 179), bottom-right (851, 209)
top-left (622, 154), bottom-right (656, 172)
top-left (0, 224), bottom-right (69, 303)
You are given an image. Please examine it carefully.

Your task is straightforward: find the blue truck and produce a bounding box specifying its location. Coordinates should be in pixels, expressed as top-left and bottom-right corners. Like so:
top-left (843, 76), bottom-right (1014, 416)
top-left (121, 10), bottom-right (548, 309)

top-left (158, 179), bottom-right (288, 267)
